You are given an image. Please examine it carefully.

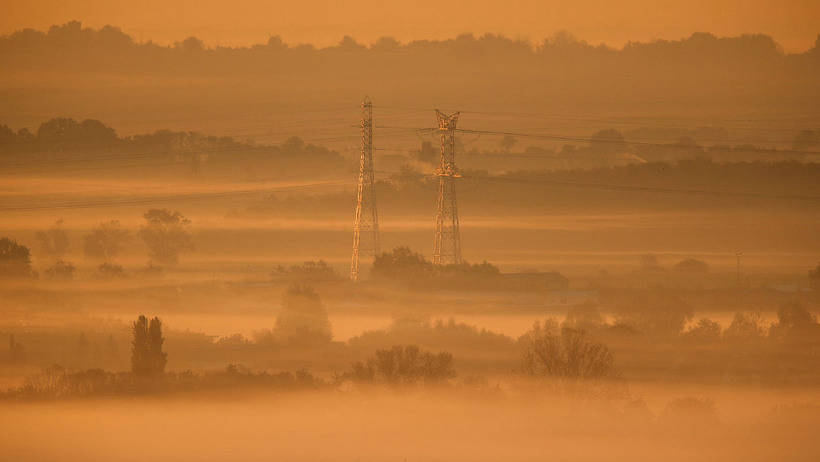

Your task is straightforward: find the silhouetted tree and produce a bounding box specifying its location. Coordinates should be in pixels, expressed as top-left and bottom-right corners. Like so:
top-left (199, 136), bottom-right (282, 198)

top-left (350, 345), bottom-right (455, 386)
top-left (131, 315), bottom-right (150, 376)
top-left (148, 317), bottom-right (168, 374)
top-left (0, 237), bottom-right (35, 278)
top-left (131, 315), bottom-right (166, 377)
top-left (84, 220), bottom-right (130, 262)
top-left (36, 117), bottom-right (117, 151)
top-left (372, 246), bottom-right (432, 280)
top-left (138, 209), bottom-right (193, 265)
top-left (520, 322), bottom-right (617, 380)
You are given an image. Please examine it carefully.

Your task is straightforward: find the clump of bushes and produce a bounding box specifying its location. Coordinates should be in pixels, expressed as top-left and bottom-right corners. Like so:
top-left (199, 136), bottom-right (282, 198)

top-left (348, 345), bottom-right (456, 386)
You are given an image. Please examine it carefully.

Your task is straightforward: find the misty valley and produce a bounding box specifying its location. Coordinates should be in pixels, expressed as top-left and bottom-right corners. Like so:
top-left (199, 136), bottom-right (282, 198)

top-left (1, 19), bottom-right (820, 462)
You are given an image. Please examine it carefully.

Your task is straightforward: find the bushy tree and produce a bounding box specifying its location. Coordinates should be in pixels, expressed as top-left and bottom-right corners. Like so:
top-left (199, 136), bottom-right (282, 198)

top-left (0, 237), bottom-right (35, 278)
top-left (372, 246), bottom-right (432, 280)
top-left (138, 209), bottom-right (193, 265)
top-left (273, 285), bottom-right (332, 345)
top-left (520, 322), bottom-right (617, 380)
top-left (84, 220), bottom-right (129, 262)
top-left (350, 345), bottom-right (455, 386)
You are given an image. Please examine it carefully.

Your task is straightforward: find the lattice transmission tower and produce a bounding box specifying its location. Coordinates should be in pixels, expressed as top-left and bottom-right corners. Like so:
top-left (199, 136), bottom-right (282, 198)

top-left (432, 110), bottom-right (462, 265)
top-left (350, 97), bottom-right (381, 281)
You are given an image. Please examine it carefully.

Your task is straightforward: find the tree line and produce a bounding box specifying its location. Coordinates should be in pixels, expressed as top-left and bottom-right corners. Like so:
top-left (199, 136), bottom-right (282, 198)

top-left (0, 208), bottom-right (194, 280)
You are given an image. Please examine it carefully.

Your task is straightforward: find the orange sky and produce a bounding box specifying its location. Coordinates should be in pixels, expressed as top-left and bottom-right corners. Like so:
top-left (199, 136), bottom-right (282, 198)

top-left (2, 0), bottom-right (819, 52)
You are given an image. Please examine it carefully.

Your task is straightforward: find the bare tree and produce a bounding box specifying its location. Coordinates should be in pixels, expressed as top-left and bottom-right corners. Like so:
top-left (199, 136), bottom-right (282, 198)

top-left (520, 323), bottom-right (617, 380)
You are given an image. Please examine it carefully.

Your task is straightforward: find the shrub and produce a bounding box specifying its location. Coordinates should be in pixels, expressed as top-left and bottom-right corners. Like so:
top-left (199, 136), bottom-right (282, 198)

top-left (44, 259), bottom-right (76, 280)
top-left (95, 262), bottom-right (127, 279)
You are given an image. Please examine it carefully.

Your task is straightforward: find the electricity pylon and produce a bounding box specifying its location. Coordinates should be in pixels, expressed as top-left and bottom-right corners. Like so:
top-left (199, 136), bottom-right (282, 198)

top-left (350, 97), bottom-right (380, 281)
top-left (432, 110), bottom-right (462, 265)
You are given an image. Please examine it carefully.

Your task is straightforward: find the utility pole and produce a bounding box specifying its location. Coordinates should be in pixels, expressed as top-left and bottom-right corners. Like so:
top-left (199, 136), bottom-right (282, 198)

top-left (432, 110), bottom-right (462, 265)
top-left (350, 97), bottom-right (380, 281)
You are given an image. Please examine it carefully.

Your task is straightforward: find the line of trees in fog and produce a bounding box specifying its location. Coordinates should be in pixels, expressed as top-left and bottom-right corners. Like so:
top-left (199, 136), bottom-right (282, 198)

top-left (2, 22), bottom-right (818, 133)
top-left (0, 117), bottom-right (349, 173)
top-left (2, 22), bottom-right (818, 75)
top-left (2, 281), bottom-right (819, 399)
top-left (0, 208), bottom-right (194, 281)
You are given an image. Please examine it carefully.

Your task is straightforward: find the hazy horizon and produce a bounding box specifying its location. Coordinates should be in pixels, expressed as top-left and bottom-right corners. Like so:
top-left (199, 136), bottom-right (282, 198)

top-left (3, 0), bottom-right (820, 52)
top-left (2, 3), bottom-right (819, 461)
